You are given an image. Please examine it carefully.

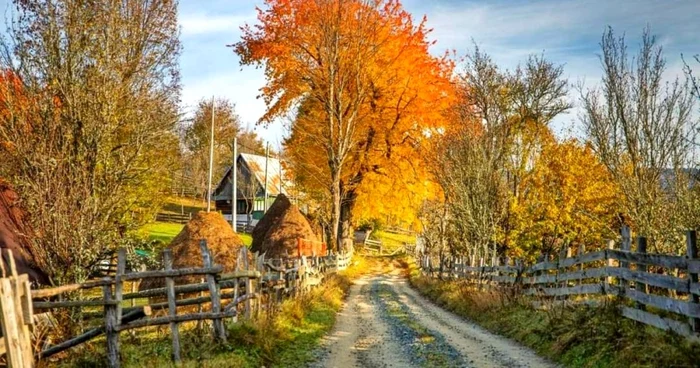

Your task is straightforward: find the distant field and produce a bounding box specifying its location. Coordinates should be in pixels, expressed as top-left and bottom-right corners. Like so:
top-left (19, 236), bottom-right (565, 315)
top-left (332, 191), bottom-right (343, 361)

top-left (160, 196), bottom-right (209, 216)
top-left (374, 231), bottom-right (417, 251)
top-left (139, 222), bottom-right (184, 243)
top-left (140, 221), bottom-right (252, 246)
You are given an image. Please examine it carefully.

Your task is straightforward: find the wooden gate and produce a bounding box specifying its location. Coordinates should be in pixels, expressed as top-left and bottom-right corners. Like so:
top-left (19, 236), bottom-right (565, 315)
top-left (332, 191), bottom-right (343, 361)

top-left (0, 249), bottom-right (35, 367)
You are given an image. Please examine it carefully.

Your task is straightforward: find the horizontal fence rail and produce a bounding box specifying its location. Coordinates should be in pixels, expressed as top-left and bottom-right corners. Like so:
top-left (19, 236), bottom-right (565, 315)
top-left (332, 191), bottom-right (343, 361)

top-left (18, 240), bottom-right (354, 368)
top-left (417, 227), bottom-right (700, 340)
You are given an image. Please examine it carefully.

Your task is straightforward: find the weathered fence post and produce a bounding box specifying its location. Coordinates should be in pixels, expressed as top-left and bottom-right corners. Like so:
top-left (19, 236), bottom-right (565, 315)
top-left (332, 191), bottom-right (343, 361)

top-left (0, 277), bottom-right (26, 368)
top-left (604, 240), bottom-right (615, 293)
top-left (620, 226), bottom-right (632, 291)
top-left (163, 249), bottom-right (181, 364)
top-left (242, 246), bottom-right (252, 320)
top-left (577, 244), bottom-right (585, 286)
top-left (557, 247), bottom-right (571, 302)
top-left (686, 230), bottom-right (699, 333)
top-left (635, 237), bottom-right (648, 311)
top-left (102, 281), bottom-right (119, 368)
top-left (115, 249), bottom-right (126, 325)
top-left (233, 249), bottom-right (242, 321)
top-left (198, 277), bottom-right (205, 329)
top-left (199, 240), bottom-right (226, 342)
top-left (5, 249), bottom-right (33, 366)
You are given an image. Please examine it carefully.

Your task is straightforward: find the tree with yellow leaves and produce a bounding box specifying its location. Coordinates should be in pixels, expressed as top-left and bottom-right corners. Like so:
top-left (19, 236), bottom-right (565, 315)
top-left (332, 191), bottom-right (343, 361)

top-left (512, 140), bottom-right (620, 261)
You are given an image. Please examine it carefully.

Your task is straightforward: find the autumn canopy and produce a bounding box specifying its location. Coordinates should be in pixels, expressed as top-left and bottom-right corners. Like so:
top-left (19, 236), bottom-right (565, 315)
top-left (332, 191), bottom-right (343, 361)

top-left (235, 0), bottom-right (454, 249)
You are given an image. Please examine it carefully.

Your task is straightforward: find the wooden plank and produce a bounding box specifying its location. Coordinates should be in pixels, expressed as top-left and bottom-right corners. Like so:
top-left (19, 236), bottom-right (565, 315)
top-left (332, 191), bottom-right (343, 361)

top-left (9, 275), bottom-right (32, 367)
top-left (621, 306), bottom-right (692, 337)
top-left (530, 260), bottom-right (559, 272)
top-left (527, 267), bottom-right (608, 285)
top-left (687, 230), bottom-right (700, 333)
top-left (20, 277), bottom-right (33, 326)
top-left (103, 283), bottom-right (119, 368)
top-left (605, 240), bottom-right (615, 290)
top-left (4, 250), bottom-right (33, 366)
top-left (31, 278), bottom-right (112, 298)
top-left (557, 250), bottom-right (607, 268)
top-left (635, 237), bottom-right (649, 311)
top-left (607, 267), bottom-right (688, 292)
top-left (163, 250), bottom-right (181, 364)
top-left (219, 270), bottom-right (261, 279)
top-left (624, 287), bottom-right (700, 318)
top-left (122, 279), bottom-right (230, 300)
top-left (33, 300), bottom-right (119, 309)
top-left (607, 249), bottom-right (687, 269)
top-left (0, 278), bottom-right (26, 367)
top-left (39, 308), bottom-right (148, 360)
top-left (689, 260), bottom-right (700, 274)
top-left (115, 249), bottom-right (126, 325)
top-left (491, 275), bottom-right (516, 284)
top-left (117, 310), bottom-right (236, 331)
top-left (121, 266), bottom-right (224, 281)
top-left (200, 240), bottom-right (226, 342)
top-left (524, 283), bottom-right (603, 297)
top-left (243, 247), bottom-right (252, 320)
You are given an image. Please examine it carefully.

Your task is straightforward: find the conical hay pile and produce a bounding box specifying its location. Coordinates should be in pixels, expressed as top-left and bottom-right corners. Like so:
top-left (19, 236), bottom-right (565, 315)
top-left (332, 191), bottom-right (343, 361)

top-left (0, 179), bottom-right (49, 285)
top-left (303, 211), bottom-right (325, 241)
top-left (260, 203), bottom-right (320, 258)
top-left (251, 194), bottom-right (292, 253)
top-left (140, 211), bottom-right (245, 291)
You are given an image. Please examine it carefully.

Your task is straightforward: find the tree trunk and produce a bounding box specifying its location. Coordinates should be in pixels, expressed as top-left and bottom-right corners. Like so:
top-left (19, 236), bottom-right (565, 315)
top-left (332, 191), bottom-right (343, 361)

top-left (339, 188), bottom-right (358, 253)
top-left (330, 168), bottom-right (342, 252)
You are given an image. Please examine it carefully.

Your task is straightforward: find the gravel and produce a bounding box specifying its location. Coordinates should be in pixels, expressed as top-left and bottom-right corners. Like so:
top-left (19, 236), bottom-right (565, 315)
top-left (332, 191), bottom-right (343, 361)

top-left (311, 272), bottom-right (559, 368)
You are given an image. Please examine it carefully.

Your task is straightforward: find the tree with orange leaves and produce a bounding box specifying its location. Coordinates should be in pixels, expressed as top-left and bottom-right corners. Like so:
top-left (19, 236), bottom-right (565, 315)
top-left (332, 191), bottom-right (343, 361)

top-left (235, 0), bottom-right (453, 249)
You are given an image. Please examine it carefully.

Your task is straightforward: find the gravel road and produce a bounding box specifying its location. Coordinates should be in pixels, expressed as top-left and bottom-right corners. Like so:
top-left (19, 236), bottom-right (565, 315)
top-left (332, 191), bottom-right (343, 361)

top-left (311, 272), bottom-right (557, 368)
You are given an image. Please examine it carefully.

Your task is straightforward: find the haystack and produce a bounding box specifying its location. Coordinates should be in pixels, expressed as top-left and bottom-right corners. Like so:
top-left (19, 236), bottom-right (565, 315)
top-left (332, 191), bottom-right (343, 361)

top-left (139, 211), bottom-right (245, 291)
top-left (0, 179), bottom-right (49, 285)
top-left (250, 194), bottom-right (291, 253)
top-left (252, 194), bottom-right (321, 258)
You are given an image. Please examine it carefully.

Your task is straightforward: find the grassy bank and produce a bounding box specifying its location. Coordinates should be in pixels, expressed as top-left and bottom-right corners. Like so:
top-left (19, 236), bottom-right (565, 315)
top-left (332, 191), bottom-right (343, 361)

top-left (47, 257), bottom-right (369, 367)
top-left (407, 261), bottom-right (700, 368)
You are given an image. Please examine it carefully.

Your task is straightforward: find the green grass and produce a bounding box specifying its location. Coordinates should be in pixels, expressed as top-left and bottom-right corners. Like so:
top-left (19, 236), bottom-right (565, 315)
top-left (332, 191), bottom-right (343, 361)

top-left (239, 233), bottom-right (252, 247)
top-left (139, 222), bottom-right (184, 243)
top-left (373, 230), bottom-right (417, 252)
top-left (139, 222), bottom-right (253, 246)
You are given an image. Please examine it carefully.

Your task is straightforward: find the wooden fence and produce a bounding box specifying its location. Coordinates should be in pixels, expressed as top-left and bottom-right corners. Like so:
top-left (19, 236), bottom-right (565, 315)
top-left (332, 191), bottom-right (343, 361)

top-left (154, 212), bottom-right (192, 224)
top-left (418, 227), bottom-right (700, 339)
top-left (0, 240), bottom-right (352, 367)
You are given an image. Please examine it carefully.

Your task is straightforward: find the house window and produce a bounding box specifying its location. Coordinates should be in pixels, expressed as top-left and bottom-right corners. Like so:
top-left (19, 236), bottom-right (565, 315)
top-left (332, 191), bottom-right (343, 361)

top-left (236, 200), bottom-right (247, 213)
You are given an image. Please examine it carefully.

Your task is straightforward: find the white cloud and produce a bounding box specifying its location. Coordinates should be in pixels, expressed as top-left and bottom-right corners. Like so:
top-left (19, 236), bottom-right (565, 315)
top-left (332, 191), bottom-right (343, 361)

top-left (178, 0), bottom-right (700, 143)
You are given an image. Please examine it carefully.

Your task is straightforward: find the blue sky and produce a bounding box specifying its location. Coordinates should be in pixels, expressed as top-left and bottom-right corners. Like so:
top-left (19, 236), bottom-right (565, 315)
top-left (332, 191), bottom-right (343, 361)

top-left (178, 0), bottom-right (699, 144)
top-left (3, 1), bottom-right (700, 144)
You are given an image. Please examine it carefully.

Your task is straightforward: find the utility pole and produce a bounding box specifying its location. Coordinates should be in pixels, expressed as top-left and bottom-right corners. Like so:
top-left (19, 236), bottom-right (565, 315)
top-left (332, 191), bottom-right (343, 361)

top-left (263, 142), bottom-right (269, 213)
top-left (279, 151), bottom-right (283, 196)
top-left (232, 137), bottom-right (237, 232)
top-left (206, 96), bottom-right (215, 213)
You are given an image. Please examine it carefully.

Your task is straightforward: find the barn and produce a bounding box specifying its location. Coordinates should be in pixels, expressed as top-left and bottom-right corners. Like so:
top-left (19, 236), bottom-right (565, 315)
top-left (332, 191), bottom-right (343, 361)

top-left (212, 153), bottom-right (291, 227)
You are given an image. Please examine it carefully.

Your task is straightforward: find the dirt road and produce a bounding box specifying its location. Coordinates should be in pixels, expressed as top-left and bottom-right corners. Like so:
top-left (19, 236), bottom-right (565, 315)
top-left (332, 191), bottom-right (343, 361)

top-left (312, 273), bottom-right (557, 368)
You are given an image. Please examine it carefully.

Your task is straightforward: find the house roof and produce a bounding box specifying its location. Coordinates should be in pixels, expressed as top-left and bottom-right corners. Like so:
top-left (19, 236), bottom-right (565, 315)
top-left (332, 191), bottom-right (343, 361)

top-left (213, 153), bottom-right (289, 200)
top-left (240, 153), bottom-right (288, 197)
